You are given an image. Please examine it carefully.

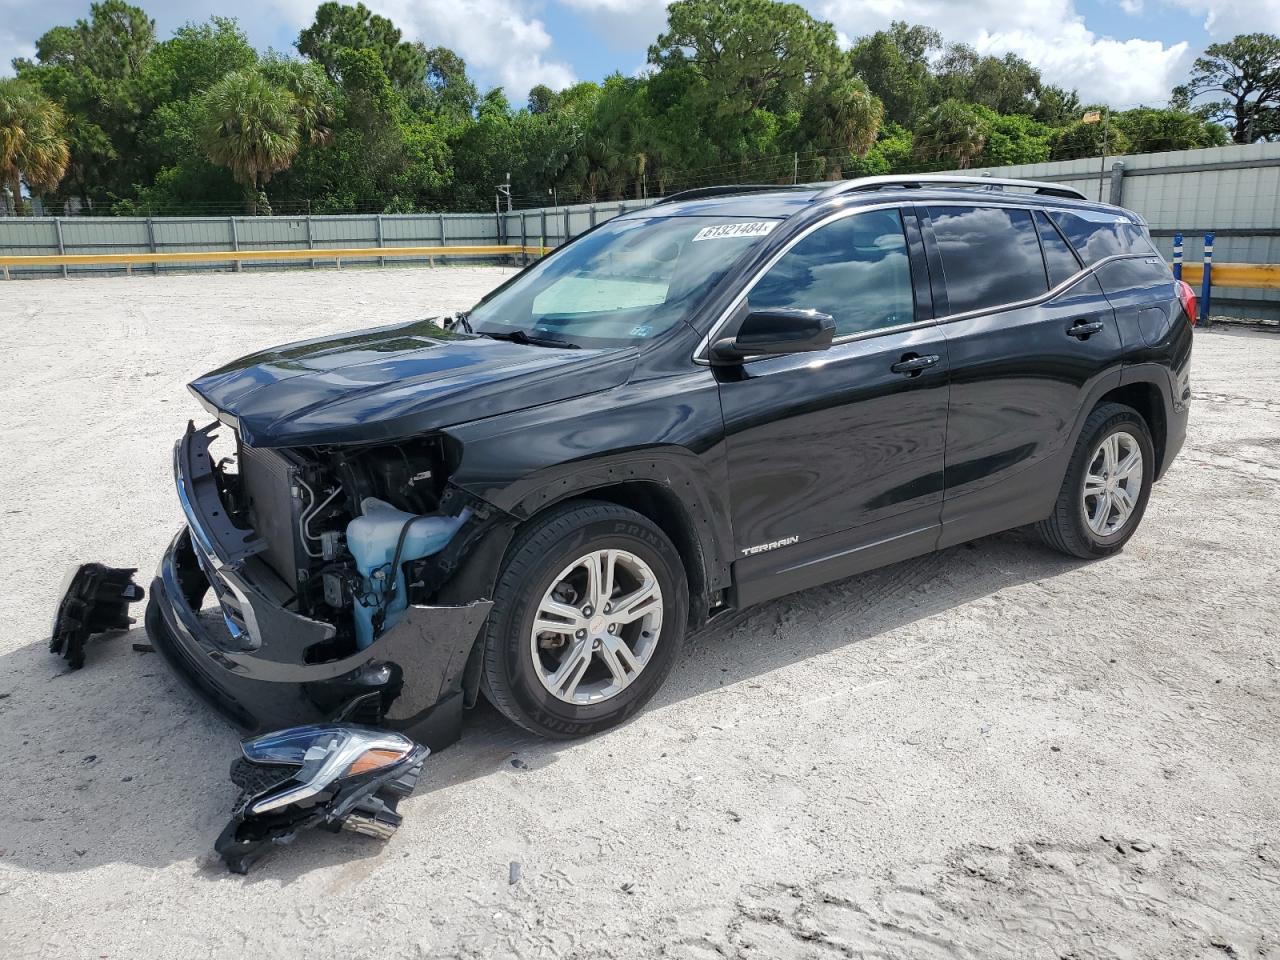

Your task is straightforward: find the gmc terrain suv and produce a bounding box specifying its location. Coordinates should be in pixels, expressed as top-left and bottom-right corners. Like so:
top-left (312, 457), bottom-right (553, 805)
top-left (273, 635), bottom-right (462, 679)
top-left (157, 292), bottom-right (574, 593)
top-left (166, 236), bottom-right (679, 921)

top-left (146, 175), bottom-right (1193, 748)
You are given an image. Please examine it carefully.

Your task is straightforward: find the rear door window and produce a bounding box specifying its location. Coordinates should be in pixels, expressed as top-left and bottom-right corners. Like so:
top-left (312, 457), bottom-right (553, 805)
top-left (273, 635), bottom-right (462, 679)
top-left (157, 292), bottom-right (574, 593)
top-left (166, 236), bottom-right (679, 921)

top-left (927, 205), bottom-right (1048, 315)
top-left (1035, 211), bottom-right (1083, 287)
top-left (748, 208), bottom-right (915, 337)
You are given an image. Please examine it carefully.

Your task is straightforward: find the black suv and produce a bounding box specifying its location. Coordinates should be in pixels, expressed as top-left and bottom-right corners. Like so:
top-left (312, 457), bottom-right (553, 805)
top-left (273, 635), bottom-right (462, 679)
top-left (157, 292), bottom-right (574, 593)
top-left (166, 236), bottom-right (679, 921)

top-left (147, 175), bottom-right (1193, 748)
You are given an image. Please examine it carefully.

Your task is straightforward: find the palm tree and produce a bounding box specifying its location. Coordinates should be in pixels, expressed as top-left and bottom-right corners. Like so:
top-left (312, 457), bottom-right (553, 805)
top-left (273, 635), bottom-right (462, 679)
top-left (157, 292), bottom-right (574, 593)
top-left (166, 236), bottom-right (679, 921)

top-left (199, 69), bottom-right (301, 215)
top-left (800, 77), bottom-right (883, 180)
top-left (261, 58), bottom-right (337, 147)
top-left (913, 98), bottom-right (988, 170)
top-left (0, 79), bottom-right (70, 215)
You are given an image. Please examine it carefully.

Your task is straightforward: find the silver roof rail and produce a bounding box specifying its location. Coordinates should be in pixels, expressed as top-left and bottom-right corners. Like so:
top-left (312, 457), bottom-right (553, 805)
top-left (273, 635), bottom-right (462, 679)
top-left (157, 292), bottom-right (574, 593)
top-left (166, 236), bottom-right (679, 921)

top-left (815, 174), bottom-right (1088, 202)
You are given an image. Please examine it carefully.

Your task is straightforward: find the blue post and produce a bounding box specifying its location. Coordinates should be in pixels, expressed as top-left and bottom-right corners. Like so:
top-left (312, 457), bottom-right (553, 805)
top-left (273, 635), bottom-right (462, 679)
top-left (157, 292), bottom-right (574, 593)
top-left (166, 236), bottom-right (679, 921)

top-left (1200, 232), bottom-right (1214, 328)
top-left (1172, 232), bottom-right (1183, 281)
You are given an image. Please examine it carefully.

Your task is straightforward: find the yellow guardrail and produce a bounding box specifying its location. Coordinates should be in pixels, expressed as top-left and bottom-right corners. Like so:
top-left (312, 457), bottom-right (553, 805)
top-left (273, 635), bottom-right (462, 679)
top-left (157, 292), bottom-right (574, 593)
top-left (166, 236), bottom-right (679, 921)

top-left (0, 244), bottom-right (549, 277)
top-left (1178, 262), bottom-right (1280, 290)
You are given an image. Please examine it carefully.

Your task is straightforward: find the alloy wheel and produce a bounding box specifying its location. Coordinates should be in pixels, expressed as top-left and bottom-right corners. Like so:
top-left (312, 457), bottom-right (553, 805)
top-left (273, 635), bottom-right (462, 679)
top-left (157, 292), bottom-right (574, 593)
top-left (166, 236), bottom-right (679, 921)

top-left (529, 549), bottom-right (664, 704)
top-left (1081, 430), bottom-right (1144, 537)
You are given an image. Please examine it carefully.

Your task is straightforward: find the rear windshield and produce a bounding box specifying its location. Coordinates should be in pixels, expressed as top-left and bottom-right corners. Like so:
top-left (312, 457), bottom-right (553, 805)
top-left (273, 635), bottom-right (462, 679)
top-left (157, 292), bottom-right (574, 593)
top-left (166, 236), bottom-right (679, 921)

top-left (468, 215), bottom-right (779, 348)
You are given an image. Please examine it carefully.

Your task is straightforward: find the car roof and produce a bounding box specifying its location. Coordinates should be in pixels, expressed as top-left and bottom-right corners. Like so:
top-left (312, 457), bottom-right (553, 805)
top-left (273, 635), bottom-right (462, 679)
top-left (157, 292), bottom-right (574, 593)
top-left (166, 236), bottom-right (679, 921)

top-left (622, 184), bottom-right (1135, 222)
top-left (617, 188), bottom-right (819, 219)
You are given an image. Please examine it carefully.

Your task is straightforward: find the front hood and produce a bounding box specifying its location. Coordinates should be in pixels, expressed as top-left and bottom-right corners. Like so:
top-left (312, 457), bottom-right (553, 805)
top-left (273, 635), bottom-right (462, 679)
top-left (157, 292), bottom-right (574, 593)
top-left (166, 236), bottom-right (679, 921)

top-left (189, 319), bottom-right (636, 447)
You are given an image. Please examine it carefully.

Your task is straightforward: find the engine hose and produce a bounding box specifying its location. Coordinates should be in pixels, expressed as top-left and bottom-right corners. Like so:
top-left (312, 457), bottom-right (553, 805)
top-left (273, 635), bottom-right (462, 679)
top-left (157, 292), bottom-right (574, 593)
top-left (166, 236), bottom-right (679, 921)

top-left (371, 516), bottom-right (422, 634)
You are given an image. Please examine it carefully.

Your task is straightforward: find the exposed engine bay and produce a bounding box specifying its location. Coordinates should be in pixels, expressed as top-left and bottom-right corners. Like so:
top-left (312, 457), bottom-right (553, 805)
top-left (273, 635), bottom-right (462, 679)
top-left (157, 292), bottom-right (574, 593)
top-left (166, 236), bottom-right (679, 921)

top-left (199, 421), bottom-right (495, 663)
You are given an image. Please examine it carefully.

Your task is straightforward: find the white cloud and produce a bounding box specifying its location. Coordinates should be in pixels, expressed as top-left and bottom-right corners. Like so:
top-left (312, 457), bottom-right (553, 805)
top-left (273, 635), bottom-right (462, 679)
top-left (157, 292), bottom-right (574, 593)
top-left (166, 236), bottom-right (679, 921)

top-left (1118, 0), bottom-right (1144, 14)
top-left (0, 0), bottom-right (575, 97)
top-left (362, 0), bottom-right (575, 95)
top-left (817, 0), bottom-right (1190, 105)
top-left (973, 24), bottom-right (1188, 106)
top-left (1164, 0), bottom-right (1280, 37)
top-left (558, 0), bottom-right (1192, 105)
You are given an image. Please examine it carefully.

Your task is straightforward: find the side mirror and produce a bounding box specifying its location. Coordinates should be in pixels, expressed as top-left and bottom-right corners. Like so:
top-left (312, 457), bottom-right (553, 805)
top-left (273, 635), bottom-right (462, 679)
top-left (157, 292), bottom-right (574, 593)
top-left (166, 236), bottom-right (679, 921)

top-left (710, 308), bottom-right (836, 365)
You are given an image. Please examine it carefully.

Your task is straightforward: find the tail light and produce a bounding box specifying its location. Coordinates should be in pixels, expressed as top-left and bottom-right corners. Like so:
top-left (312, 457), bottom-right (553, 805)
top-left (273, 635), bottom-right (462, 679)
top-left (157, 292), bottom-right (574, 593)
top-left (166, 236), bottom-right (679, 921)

top-left (1176, 279), bottom-right (1198, 327)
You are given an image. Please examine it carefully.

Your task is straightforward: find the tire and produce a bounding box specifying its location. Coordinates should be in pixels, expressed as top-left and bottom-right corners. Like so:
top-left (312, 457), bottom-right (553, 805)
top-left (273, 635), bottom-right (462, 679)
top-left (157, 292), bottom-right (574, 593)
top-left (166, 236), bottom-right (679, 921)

top-left (1037, 402), bottom-right (1155, 559)
top-left (481, 499), bottom-right (689, 739)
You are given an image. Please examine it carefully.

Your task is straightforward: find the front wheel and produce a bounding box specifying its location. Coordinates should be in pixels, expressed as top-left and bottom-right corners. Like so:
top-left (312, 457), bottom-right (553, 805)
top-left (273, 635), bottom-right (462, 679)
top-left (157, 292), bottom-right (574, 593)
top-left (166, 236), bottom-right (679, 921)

top-left (481, 500), bottom-right (689, 739)
top-left (1037, 402), bottom-right (1155, 559)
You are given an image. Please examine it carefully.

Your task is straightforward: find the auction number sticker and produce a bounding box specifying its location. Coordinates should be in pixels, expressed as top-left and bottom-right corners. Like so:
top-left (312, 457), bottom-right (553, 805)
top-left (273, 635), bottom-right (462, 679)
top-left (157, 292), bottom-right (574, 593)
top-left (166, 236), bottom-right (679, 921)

top-left (691, 221), bottom-right (778, 242)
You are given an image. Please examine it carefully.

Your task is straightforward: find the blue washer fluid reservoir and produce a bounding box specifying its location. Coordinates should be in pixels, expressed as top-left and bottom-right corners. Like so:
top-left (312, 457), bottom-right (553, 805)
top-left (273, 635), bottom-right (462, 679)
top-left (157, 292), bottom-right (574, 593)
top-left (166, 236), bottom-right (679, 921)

top-left (345, 498), bottom-right (471, 649)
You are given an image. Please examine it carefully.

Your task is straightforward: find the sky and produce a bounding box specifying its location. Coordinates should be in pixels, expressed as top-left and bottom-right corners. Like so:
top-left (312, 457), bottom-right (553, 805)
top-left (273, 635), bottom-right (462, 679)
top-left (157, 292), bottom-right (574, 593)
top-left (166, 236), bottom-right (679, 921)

top-left (1, 0), bottom-right (1277, 108)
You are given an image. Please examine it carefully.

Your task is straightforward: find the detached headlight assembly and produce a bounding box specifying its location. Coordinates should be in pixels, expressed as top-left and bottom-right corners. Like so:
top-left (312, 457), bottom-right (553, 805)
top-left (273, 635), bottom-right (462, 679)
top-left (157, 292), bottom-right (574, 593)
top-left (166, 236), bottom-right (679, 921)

top-left (214, 723), bottom-right (429, 873)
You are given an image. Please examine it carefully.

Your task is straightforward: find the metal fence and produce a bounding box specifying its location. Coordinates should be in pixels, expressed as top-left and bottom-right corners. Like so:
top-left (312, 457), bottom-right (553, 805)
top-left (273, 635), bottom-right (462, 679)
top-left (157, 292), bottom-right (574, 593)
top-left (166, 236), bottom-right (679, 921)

top-left (0, 212), bottom-right (504, 278)
top-left (2, 142), bottom-right (1278, 318)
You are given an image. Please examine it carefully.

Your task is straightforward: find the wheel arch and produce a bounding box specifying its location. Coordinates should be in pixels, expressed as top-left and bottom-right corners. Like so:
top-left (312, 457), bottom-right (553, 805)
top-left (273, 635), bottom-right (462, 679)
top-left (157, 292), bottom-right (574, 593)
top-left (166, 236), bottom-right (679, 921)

top-left (1102, 370), bottom-right (1172, 479)
top-left (453, 463), bottom-right (731, 710)
top-left (556, 480), bottom-right (711, 632)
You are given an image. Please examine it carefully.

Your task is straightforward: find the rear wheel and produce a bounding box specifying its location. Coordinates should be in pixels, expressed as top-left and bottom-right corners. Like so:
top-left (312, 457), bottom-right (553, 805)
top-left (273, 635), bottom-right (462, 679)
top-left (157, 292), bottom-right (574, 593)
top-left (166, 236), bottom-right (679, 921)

top-left (1037, 402), bottom-right (1154, 559)
top-left (481, 500), bottom-right (688, 739)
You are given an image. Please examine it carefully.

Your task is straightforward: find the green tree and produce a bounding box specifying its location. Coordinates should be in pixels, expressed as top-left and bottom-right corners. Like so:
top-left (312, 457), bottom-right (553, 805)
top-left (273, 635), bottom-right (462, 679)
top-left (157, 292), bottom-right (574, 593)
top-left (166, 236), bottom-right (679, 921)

top-left (260, 57), bottom-right (337, 147)
top-left (527, 84), bottom-right (560, 116)
top-left (794, 76), bottom-right (883, 180)
top-left (422, 46), bottom-right (477, 118)
top-left (198, 68), bottom-right (301, 213)
top-left (974, 108), bottom-right (1050, 166)
top-left (30, 0), bottom-right (155, 78)
top-left (846, 121), bottom-right (914, 176)
top-left (0, 78), bottom-right (70, 214)
top-left (1115, 107), bottom-right (1228, 153)
top-left (912, 98), bottom-right (987, 168)
top-left (1033, 85), bottom-right (1082, 126)
top-left (650, 0), bottom-right (845, 117)
top-left (935, 45), bottom-right (1043, 116)
top-left (140, 17), bottom-right (256, 105)
top-left (297, 2), bottom-right (427, 93)
top-left (14, 1), bottom-right (155, 208)
top-left (129, 17), bottom-right (259, 210)
top-left (849, 22), bottom-right (940, 127)
top-left (1174, 33), bottom-right (1280, 143)
top-left (1049, 111), bottom-right (1132, 161)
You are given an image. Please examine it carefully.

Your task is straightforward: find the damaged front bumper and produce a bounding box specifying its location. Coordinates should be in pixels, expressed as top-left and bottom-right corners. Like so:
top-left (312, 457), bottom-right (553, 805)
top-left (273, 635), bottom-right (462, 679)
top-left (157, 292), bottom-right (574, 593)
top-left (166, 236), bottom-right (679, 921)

top-left (146, 536), bottom-right (489, 749)
top-left (145, 425), bottom-right (493, 751)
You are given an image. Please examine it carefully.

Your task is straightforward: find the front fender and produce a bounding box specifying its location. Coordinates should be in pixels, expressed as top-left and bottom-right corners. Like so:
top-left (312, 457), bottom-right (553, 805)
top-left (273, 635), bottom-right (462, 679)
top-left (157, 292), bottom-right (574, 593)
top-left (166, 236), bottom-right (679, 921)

top-left (441, 373), bottom-right (734, 597)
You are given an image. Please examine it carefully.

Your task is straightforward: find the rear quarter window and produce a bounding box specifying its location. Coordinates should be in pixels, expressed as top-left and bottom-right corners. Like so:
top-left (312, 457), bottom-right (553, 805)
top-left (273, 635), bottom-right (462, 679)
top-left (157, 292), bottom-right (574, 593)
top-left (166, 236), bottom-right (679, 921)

top-left (1048, 209), bottom-right (1154, 264)
top-left (1034, 211), bottom-right (1083, 288)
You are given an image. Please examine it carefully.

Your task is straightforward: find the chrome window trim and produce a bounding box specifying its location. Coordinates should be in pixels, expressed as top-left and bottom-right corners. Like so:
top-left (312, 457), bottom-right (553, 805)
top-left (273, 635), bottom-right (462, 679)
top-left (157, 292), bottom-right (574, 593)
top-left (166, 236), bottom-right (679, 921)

top-left (692, 197), bottom-right (1158, 365)
top-left (927, 252), bottom-right (1163, 326)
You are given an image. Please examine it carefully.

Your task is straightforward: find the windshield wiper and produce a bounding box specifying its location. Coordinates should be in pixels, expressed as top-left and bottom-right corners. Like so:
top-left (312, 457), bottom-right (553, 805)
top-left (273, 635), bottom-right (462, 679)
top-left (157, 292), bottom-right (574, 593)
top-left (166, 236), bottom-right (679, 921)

top-left (444, 311), bottom-right (473, 333)
top-left (480, 329), bottom-right (580, 349)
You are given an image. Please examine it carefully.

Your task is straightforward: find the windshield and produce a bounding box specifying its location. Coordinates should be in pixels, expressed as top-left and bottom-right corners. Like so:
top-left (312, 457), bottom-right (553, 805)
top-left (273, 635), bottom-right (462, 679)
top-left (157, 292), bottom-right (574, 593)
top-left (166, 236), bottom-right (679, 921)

top-left (467, 215), bottom-right (781, 348)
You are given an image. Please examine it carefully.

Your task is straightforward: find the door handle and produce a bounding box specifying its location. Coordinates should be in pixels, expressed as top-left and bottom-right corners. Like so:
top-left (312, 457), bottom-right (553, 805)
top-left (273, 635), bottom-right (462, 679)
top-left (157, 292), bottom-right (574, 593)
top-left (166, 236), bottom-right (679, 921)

top-left (890, 353), bottom-right (940, 376)
top-left (1067, 319), bottom-right (1105, 340)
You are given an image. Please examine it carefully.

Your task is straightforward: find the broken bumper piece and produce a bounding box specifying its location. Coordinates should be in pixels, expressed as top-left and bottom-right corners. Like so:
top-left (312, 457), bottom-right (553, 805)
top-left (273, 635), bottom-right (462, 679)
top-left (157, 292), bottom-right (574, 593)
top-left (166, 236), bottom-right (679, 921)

top-left (214, 723), bottom-right (428, 874)
top-left (50, 564), bottom-right (145, 669)
top-left (145, 529), bottom-right (492, 750)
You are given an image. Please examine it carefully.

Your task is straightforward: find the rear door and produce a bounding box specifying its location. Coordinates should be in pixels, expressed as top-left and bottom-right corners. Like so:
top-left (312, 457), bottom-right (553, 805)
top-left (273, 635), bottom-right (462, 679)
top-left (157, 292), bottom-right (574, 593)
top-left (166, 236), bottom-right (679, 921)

top-left (921, 202), bottom-right (1124, 547)
top-left (1050, 209), bottom-right (1181, 349)
top-left (714, 206), bottom-right (950, 604)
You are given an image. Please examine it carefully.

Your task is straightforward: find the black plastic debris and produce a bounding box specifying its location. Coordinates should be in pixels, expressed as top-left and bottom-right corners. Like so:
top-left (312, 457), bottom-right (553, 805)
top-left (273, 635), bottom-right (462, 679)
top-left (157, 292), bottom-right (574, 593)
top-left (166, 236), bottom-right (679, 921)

top-left (214, 724), bottom-right (428, 874)
top-left (49, 564), bottom-right (145, 669)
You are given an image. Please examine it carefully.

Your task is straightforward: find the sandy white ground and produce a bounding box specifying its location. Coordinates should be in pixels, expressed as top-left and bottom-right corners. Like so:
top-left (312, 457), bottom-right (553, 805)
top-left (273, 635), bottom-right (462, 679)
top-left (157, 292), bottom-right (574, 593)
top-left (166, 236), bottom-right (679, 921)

top-left (0, 266), bottom-right (1277, 959)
